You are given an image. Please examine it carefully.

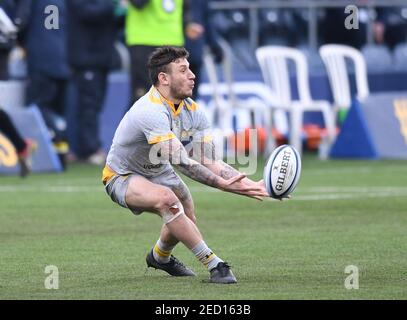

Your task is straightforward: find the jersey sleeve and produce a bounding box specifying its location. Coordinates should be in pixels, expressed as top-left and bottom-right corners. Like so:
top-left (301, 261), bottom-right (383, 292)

top-left (135, 108), bottom-right (175, 144)
top-left (193, 106), bottom-right (213, 143)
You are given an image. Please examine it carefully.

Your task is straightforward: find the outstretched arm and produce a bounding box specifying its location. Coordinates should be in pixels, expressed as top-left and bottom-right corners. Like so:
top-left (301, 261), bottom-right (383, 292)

top-left (192, 139), bottom-right (265, 190)
top-left (155, 138), bottom-right (268, 200)
top-left (156, 138), bottom-right (228, 189)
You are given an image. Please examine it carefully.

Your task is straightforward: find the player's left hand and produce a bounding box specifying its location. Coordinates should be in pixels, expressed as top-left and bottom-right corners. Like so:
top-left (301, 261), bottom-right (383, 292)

top-left (221, 173), bottom-right (269, 201)
top-left (232, 175), bottom-right (269, 201)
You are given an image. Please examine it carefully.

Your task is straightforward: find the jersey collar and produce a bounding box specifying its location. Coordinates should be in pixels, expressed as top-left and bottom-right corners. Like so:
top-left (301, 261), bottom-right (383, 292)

top-left (149, 86), bottom-right (184, 116)
top-left (149, 86), bottom-right (197, 116)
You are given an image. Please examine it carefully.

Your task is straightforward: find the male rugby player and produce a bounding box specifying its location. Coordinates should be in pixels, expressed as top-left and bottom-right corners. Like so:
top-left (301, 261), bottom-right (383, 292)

top-left (102, 46), bottom-right (269, 284)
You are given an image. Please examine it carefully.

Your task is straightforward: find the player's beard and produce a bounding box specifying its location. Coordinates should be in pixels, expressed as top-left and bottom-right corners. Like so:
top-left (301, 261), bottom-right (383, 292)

top-left (170, 82), bottom-right (193, 101)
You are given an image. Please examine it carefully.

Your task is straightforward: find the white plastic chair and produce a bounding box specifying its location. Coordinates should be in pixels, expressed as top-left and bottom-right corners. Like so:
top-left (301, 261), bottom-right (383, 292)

top-left (201, 42), bottom-right (277, 155)
top-left (202, 46), bottom-right (233, 137)
top-left (319, 44), bottom-right (370, 114)
top-left (361, 44), bottom-right (392, 72)
top-left (393, 43), bottom-right (407, 71)
top-left (255, 45), bottom-right (336, 155)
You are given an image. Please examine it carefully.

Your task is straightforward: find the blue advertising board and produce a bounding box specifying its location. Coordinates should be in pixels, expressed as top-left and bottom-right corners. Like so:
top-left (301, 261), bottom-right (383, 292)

top-left (0, 105), bottom-right (63, 175)
top-left (330, 92), bottom-right (407, 159)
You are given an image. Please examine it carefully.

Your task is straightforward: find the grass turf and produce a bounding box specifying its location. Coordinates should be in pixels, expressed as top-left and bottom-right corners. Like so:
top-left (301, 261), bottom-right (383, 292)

top-left (0, 155), bottom-right (406, 299)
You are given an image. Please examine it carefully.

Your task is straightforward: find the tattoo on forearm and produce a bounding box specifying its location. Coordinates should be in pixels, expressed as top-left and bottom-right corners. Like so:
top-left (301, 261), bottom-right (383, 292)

top-left (163, 140), bottom-right (221, 188)
top-left (219, 162), bottom-right (239, 180)
top-left (190, 140), bottom-right (218, 164)
top-left (172, 181), bottom-right (192, 202)
top-left (177, 162), bottom-right (220, 188)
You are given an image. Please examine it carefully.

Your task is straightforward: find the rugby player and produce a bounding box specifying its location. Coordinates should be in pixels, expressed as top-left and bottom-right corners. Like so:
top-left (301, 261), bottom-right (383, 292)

top-left (102, 46), bottom-right (269, 284)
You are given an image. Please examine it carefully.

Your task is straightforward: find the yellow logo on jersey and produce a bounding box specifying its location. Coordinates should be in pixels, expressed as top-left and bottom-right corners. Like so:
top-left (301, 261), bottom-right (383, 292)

top-left (181, 130), bottom-right (189, 140)
top-left (0, 133), bottom-right (18, 167)
top-left (394, 99), bottom-right (407, 145)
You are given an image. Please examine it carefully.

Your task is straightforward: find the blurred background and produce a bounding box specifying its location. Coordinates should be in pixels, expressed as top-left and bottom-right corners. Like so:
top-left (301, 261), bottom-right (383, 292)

top-left (1, 0), bottom-right (407, 175)
top-left (1, 1), bottom-right (407, 301)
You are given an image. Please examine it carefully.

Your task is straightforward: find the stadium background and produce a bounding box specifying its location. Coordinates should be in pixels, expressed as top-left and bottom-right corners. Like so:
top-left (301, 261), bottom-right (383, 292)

top-left (0, 0), bottom-right (406, 300)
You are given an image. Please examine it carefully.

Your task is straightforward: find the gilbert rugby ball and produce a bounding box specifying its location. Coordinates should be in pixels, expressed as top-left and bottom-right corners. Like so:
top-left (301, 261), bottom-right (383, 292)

top-left (263, 144), bottom-right (301, 199)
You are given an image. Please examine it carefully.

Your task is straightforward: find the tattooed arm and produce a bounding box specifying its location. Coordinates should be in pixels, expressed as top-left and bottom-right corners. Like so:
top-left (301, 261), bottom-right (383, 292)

top-left (191, 139), bottom-right (243, 178)
top-left (208, 160), bottom-right (240, 180)
top-left (156, 138), bottom-right (268, 199)
top-left (158, 138), bottom-right (223, 188)
top-left (192, 139), bottom-right (266, 192)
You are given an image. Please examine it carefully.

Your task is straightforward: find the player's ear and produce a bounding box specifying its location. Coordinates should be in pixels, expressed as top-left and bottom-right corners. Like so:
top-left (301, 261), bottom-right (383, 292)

top-left (158, 72), bottom-right (170, 86)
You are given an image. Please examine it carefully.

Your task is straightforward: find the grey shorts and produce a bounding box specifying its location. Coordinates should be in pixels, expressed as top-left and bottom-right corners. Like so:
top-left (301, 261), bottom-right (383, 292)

top-left (104, 169), bottom-right (190, 215)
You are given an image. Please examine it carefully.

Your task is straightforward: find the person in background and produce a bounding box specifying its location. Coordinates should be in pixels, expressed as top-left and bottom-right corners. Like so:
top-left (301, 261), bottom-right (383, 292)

top-left (125, 0), bottom-right (202, 108)
top-left (375, 7), bottom-right (407, 50)
top-left (184, 0), bottom-right (223, 100)
top-left (66, 0), bottom-right (117, 165)
top-left (22, 0), bottom-right (70, 169)
top-left (0, 0), bottom-right (28, 80)
top-left (0, 1), bottom-right (35, 177)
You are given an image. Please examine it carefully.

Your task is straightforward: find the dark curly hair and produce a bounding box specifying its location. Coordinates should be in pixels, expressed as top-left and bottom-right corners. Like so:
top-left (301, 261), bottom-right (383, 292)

top-left (147, 46), bottom-right (190, 86)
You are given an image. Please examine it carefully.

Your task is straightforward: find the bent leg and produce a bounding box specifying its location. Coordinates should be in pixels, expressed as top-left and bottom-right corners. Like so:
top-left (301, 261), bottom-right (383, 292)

top-left (115, 173), bottom-right (234, 281)
top-left (125, 174), bottom-right (202, 249)
top-left (158, 176), bottom-right (202, 247)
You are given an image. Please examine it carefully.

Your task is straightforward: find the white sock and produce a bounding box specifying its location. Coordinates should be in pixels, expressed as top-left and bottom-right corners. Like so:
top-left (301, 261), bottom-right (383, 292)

top-left (192, 240), bottom-right (223, 271)
top-left (153, 239), bottom-right (176, 264)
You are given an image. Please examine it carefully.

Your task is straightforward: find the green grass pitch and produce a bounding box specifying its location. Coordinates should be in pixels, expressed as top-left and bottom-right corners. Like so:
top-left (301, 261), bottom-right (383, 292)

top-left (1, 155), bottom-right (406, 299)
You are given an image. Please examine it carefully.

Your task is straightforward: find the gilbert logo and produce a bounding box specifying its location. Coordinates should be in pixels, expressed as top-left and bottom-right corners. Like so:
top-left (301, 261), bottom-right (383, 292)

top-left (394, 99), bottom-right (407, 144)
top-left (0, 133), bottom-right (17, 167)
top-left (275, 150), bottom-right (291, 192)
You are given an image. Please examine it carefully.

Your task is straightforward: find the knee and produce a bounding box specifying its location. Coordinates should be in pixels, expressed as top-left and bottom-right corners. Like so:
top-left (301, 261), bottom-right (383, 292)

top-left (154, 188), bottom-right (179, 214)
top-left (155, 189), bottom-right (186, 224)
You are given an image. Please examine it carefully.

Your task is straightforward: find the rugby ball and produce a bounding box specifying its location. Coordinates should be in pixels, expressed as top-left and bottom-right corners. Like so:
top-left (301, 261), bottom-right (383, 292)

top-left (263, 144), bottom-right (301, 199)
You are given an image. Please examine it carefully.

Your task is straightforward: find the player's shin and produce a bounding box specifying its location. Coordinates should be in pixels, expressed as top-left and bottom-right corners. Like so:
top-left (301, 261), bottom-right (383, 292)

top-left (161, 202), bottom-right (223, 271)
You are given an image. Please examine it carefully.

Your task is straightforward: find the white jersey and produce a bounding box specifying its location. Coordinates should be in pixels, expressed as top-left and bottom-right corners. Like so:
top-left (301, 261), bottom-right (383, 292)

top-left (105, 86), bottom-right (211, 178)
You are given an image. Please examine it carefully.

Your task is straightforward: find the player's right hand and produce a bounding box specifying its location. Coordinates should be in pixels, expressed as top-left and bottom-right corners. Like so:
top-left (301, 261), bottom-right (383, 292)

top-left (220, 173), bottom-right (269, 201)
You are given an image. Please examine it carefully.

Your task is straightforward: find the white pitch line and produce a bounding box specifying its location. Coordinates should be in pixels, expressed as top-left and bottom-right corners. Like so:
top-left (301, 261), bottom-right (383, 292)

top-left (303, 187), bottom-right (407, 193)
top-left (1, 186), bottom-right (407, 202)
top-left (0, 185), bottom-right (102, 192)
top-left (1, 185), bottom-right (405, 193)
top-left (290, 192), bottom-right (407, 201)
top-left (304, 167), bottom-right (373, 175)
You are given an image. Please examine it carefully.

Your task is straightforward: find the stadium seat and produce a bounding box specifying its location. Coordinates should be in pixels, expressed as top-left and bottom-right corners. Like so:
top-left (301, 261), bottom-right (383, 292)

top-left (259, 9), bottom-right (294, 47)
top-left (229, 38), bottom-right (259, 70)
top-left (393, 43), bottom-right (407, 71)
top-left (296, 45), bottom-right (326, 75)
top-left (255, 46), bottom-right (336, 156)
top-left (361, 44), bottom-right (393, 72)
top-left (319, 44), bottom-right (369, 115)
top-left (113, 41), bottom-right (130, 72)
top-left (200, 41), bottom-right (278, 156)
top-left (211, 11), bottom-right (235, 38)
top-left (212, 7), bottom-right (258, 71)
